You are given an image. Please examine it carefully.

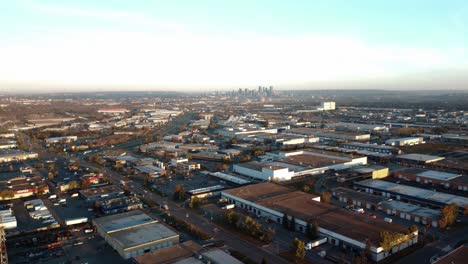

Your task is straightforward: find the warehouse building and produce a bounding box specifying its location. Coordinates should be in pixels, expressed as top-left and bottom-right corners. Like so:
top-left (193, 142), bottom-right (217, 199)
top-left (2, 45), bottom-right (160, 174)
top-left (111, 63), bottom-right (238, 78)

top-left (93, 210), bottom-right (179, 259)
top-left (393, 168), bottom-right (467, 191)
top-left (79, 185), bottom-right (123, 201)
top-left (222, 183), bottom-right (417, 262)
top-left (332, 187), bottom-right (441, 227)
top-left (396, 154), bottom-right (445, 166)
top-left (385, 137), bottom-right (424, 147)
top-left (238, 149), bottom-right (368, 180)
top-left (133, 240), bottom-right (243, 264)
top-left (288, 128), bottom-right (370, 141)
top-left (342, 142), bottom-right (400, 155)
top-left (0, 149), bottom-right (39, 163)
top-left (355, 179), bottom-right (468, 212)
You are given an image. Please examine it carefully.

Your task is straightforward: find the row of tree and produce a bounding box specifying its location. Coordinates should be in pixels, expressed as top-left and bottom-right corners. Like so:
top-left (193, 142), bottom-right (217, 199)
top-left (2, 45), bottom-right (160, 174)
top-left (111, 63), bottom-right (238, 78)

top-left (223, 211), bottom-right (275, 243)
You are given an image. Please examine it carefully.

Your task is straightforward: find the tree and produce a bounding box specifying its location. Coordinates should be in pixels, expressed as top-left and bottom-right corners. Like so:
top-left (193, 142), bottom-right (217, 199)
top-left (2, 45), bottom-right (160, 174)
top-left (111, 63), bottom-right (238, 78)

top-left (290, 237), bottom-right (306, 261)
top-left (173, 184), bottom-right (186, 201)
top-left (439, 204), bottom-right (458, 229)
top-left (80, 179), bottom-right (91, 190)
top-left (282, 213), bottom-right (289, 229)
top-left (321, 192), bottom-right (332, 203)
top-left (0, 190), bottom-right (14, 199)
top-left (68, 180), bottom-right (79, 190)
top-left (189, 196), bottom-right (202, 209)
top-left (408, 224), bottom-right (418, 234)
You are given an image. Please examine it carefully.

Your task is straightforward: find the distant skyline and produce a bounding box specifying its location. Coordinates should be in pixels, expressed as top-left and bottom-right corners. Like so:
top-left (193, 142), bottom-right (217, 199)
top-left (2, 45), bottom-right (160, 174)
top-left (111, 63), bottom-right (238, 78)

top-left (1, 0), bottom-right (468, 92)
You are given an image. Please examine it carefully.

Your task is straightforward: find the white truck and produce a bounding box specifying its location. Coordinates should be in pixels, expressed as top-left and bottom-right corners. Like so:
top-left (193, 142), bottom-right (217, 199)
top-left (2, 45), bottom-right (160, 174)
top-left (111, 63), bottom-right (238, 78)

top-left (49, 194), bottom-right (57, 199)
top-left (222, 204), bottom-right (235, 210)
top-left (384, 217), bottom-right (393, 223)
top-left (65, 217), bottom-right (88, 226)
top-left (305, 237), bottom-right (327, 250)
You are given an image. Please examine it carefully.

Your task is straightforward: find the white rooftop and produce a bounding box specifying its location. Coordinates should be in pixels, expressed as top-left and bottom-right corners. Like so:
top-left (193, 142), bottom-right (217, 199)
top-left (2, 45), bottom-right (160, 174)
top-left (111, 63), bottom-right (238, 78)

top-left (417, 170), bottom-right (462, 181)
top-left (357, 179), bottom-right (468, 208)
top-left (397, 153), bottom-right (445, 162)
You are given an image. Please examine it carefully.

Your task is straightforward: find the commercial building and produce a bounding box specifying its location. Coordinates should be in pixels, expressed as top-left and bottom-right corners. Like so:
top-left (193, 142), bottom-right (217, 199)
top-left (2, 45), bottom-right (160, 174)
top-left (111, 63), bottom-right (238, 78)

top-left (342, 142), bottom-right (400, 155)
top-left (393, 168), bottom-right (467, 191)
top-left (247, 149), bottom-right (368, 180)
top-left (216, 127), bottom-right (278, 138)
top-left (355, 179), bottom-right (468, 212)
top-left (288, 128), bottom-right (370, 141)
top-left (0, 139), bottom-right (18, 149)
top-left (135, 165), bottom-right (167, 179)
top-left (133, 241), bottom-right (244, 264)
top-left (222, 183), bottom-right (417, 262)
top-left (97, 108), bottom-right (130, 114)
top-left (396, 154), bottom-right (445, 165)
top-left (0, 149), bottom-right (38, 163)
top-left (186, 185), bottom-right (226, 199)
top-left (0, 208), bottom-right (17, 229)
top-left (0, 174), bottom-right (48, 200)
top-left (79, 185), bottom-right (124, 201)
top-left (208, 172), bottom-right (251, 186)
top-left (385, 137), bottom-right (424, 147)
top-left (326, 122), bottom-right (388, 132)
top-left (96, 194), bottom-right (143, 215)
top-left (332, 187), bottom-right (441, 227)
top-left (318, 101), bottom-right (336, 111)
top-left (93, 210), bottom-right (179, 259)
top-left (45, 136), bottom-right (78, 144)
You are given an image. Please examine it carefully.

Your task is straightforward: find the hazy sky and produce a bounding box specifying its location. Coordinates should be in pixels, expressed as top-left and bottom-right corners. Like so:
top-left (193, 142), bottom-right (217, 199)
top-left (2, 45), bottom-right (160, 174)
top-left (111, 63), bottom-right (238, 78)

top-left (1, 0), bottom-right (468, 92)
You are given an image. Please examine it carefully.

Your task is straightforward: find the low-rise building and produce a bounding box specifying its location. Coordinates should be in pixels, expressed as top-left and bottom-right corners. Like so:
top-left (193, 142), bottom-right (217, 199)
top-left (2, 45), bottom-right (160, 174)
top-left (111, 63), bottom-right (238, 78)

top-left (394, 168), bottom-right (466, 191)
top-left (45, 136), bottom-right (78, 144)
top-left (288, 128), bottom-right (370, 141)
top-left (79, 185), bottom-right (124, 201)
top-left (385, 137), bottom-right (424, 147)
top-left (397, 153), bottom-right (445, 166)
top-left (93, 210), bottom-right (179, 259)
top-left (355, 179), bottom-right (468, 212)
top-left (222, 183), bottom-right (417, 262)
top-left (96, 194), bottom-right (143, 215)
top-left (342, 142), bottom-right (400, 155)
top-left (0, 149), bottom-right (39, 163)
top-left (332, 187), bottom-right (441, 227)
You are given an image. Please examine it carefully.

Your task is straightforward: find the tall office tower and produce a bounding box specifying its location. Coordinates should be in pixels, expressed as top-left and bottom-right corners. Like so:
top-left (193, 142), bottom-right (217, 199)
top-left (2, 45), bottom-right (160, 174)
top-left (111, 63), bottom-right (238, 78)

top-left (269, 86), bottom-right (274, 96)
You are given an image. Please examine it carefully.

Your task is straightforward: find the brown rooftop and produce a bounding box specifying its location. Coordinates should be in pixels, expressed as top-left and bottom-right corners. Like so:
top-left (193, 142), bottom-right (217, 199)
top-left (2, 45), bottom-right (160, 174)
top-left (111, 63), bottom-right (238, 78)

top-left (222, 182), bottom-right (293, 202)
top-left (280, 154), bottom-right (342, 168)
top-left (434, 245), bottom-right (467, 264)
top-left (133, 240), bottom-right (202, 264)
top-left (332, 187), bottom-right (386, 205)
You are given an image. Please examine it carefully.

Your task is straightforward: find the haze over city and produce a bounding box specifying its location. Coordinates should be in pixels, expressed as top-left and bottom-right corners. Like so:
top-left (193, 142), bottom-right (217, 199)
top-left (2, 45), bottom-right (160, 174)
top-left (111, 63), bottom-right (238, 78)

top-left (1, 0), bottom-right (468, 92)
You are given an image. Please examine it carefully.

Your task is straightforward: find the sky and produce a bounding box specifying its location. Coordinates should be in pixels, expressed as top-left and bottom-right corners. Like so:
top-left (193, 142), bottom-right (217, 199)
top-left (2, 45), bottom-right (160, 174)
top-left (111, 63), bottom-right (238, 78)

top-left (1, 0), bottom-right (468, 92)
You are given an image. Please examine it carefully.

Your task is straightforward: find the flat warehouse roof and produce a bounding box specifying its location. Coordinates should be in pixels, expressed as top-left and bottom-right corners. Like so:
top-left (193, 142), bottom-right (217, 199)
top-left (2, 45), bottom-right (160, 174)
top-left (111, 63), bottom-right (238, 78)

top-left (417, 170), bottom-right (461, 181)
top-left (332, 187), bottom-right (386, 205)
top-left (222, 182), bottom-right (293, 202)
top-left (397, 154), bottom-right (445, 163)
top-left (94, 210), bottom-right (156, 233)
top-left (356, 179), bottom-right (468, 207)
top-left (111, 222), bottom-right (178, 249)
top-left (316, 210), bottom-right (406, 244)
top-left (380, 200), bottom-right (441, 219)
